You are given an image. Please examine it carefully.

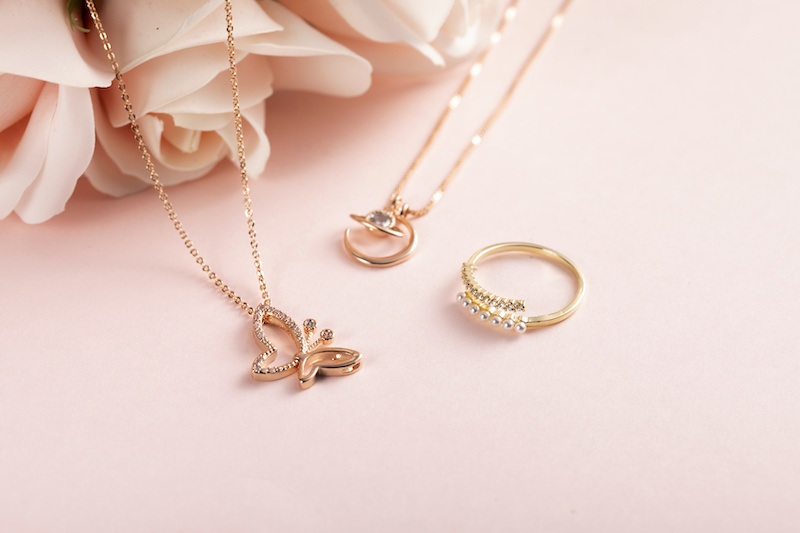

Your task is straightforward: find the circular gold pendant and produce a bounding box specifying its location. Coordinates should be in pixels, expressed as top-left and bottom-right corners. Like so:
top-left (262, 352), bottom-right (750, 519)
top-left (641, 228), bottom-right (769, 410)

top-left (343, 212), bottom-right (418, 267)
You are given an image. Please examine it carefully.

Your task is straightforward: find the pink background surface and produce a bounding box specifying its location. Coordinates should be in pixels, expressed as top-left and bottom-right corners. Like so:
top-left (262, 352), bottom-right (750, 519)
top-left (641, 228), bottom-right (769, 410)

top-left (2, 0), bottom-right (799, 531)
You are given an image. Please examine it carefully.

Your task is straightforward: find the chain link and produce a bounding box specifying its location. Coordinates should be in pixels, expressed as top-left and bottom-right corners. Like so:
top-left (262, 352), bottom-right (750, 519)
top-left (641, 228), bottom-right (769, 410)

top-left (392, 0), bottom-right (574, 219)
top-left (84, 0), bottom-right (268, 315)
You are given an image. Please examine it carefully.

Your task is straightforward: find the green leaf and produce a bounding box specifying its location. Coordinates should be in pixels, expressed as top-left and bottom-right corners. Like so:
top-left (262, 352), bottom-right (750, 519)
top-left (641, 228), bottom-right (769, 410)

top-left (66, 0), bottom-right (91, 33)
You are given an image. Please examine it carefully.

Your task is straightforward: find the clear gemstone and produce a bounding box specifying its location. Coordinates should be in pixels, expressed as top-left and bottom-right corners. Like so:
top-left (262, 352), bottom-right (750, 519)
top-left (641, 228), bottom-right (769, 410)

top-left (304, 318), bottom-right (317, 330)
top-left (367, 211), bottom-right (393, 228)
top-left (254, 355), bottom-right (268, 373)
top-left (320, 329), bottom-right (334, 341)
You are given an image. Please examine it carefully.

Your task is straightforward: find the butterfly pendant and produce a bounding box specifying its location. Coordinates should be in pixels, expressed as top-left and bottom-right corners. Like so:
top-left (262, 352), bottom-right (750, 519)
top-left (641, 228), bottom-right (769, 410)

top-left (250, 302), bottom-right (362, 389)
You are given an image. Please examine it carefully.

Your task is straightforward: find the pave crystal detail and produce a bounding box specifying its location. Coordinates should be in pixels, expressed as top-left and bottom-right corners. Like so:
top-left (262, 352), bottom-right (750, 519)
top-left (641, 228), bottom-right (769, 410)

top-left (460, 263), bottom-right (525, 312)
top-left (251, 303), bottom-right (361, 387)
top-left (254, 344), bottom-right (276, 373)
top-left (252, 304), bottom-right (304, 377)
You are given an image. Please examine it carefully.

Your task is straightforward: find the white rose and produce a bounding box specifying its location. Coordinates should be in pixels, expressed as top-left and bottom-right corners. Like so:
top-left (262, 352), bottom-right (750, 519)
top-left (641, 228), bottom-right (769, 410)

top-left (84, 0), bottom-right (372, 197)
top-left (0, 0), bottom-right (112, 223)
top-left (277, 0), bottom-right (504, 74)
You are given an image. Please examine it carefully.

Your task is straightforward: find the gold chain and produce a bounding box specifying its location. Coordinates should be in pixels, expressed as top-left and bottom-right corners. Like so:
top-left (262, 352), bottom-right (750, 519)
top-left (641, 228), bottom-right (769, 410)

top-left (84, 0), bottom-right (268, 315)
top-left (393, 0), bottom-right (574, 218)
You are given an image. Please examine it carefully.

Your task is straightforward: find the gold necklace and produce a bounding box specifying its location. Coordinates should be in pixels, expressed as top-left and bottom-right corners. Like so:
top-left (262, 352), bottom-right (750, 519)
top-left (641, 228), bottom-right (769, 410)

top-left (344, 0), bottom-right (574, 267)
top-left (84, 0), bottom-right (362, 389)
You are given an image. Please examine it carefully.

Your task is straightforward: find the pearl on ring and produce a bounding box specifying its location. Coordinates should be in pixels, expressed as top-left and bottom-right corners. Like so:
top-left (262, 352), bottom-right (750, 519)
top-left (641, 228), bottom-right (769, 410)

top-left (478, 310), bottom-right (491, 322)
top-left (490, 315), bottom-right (502, 327)
top-left (468, 304), bottom-right (480, 315)
top-left (514, 321), bottom-right (527, 334)
top-left (461, 298), bottom-right (472, 308)
top-left (502, 319), bottom-right (515, 330)
top-left (456, 292), bottom-right (467, 302)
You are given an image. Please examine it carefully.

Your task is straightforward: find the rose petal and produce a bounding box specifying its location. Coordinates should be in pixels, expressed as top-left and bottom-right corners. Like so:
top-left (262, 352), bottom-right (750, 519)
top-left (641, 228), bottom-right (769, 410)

top-left (278, 0), bottom-right (503, 74)
top-left (325, 0), bottom-right (453, 64)
top-left (84, 132), bottom-right (149, 197)
top-left (216, 101), bottom-right (270, 177)
top-left (243, 1), bottom-right (372, 96)
top-left (276, 0), bottom-right (361, 40)
top-left (88, 91), bottom-right (221, 192)
top-left (142, 113), bottom-right (227, 174)
top-left (435, 0), bottom-right (501, 58)
top-left (154, 54), bottom-right (275, 117)
top-left (171, 112), bottom-right (234, 132)
top-left (307, 36), bottom-right (444, 75)
top-left (0, 90), bottom-right (52, 218)
top-left (99, 44), bottom-right (234, 128)
top-left (87, 96), bottom-right (268, 193)
top-left (279, 0), bottom-right (454, 64)
top-left (0, 75), bottom-right (45, 132)
top-left (283, 0), bottom-right (453, 42)
top-left (89, 0), bottom-right (282, 70)
top-left (5, 85), bottom-right (95, 223)
top-left (0, 0), bottom-right (111, 87)
top-left (87, 0), bottom-right (222, 70)
top-left (165, 0), bottom-right (283, 55)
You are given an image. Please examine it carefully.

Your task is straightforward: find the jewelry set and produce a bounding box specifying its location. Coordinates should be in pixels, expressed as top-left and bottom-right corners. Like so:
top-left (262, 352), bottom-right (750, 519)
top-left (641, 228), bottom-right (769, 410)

top-left (85, 0), bottom-right (585, 390)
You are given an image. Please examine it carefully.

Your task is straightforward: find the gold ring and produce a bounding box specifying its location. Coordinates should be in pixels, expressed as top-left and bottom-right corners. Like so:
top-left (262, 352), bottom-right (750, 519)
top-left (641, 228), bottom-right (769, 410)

top-left (457, 242), bottom-right (586, 333)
